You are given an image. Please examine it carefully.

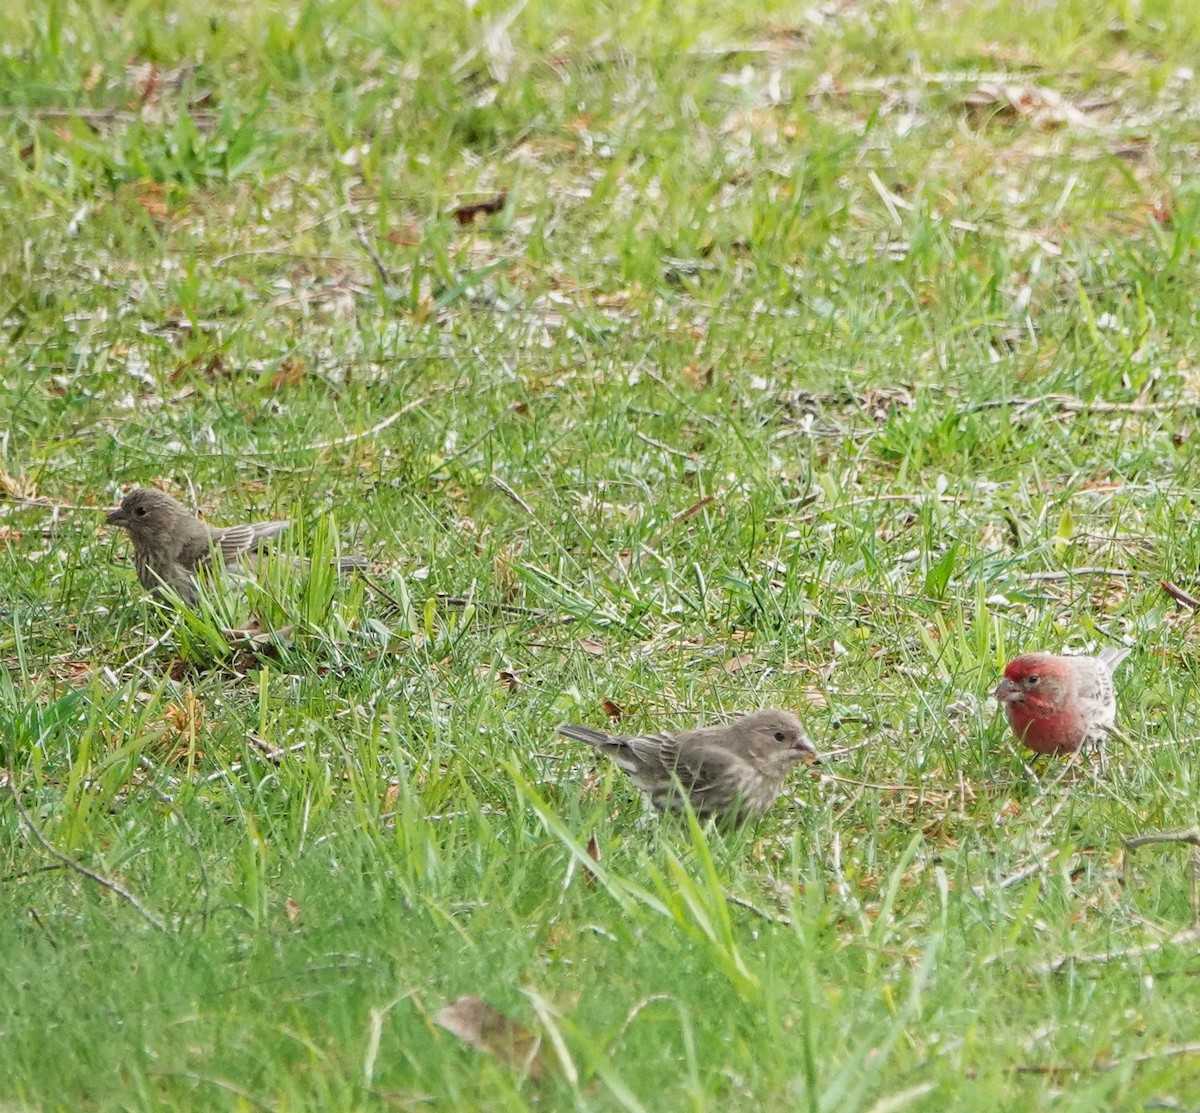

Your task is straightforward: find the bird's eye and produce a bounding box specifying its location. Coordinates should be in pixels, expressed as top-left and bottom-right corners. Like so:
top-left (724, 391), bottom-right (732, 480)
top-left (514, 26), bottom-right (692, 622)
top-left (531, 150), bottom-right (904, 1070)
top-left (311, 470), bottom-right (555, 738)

top-left (774, 730), bottom-right (786, 742)
top-left (1024, 674), bottom-right (1039, 686)
top-left (135, 506), bottom-right (149, 517)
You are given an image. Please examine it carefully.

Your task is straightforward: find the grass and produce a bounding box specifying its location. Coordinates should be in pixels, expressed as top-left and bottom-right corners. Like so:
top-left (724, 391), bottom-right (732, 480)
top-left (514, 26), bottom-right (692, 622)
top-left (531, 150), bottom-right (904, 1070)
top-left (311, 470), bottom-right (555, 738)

top-left (3, 0), bottom-right (1200, 1108)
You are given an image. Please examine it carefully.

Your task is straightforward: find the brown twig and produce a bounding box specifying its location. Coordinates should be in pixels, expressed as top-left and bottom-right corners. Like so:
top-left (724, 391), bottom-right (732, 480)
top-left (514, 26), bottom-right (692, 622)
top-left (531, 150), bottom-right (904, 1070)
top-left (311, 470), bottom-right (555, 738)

top-left (361, 574), bottom-right (569, 626)
top-left (818, 771), bottom-right (926, 792)
top-left (353, 220), bottom-right (394, 288)
top-left (0, 494), bottom-right (105, 512)
top-left (203, 741), bottom-right (309, 783)
top-left (724, 891), bottom-right (792, 927)
top-left (305, 399), bottom-right (424, 451)
top-left (633, 431), bottom-right (695, 459)
top-left (818, 738), bottom-right (878, 758)
top-left (1160, 580), bottom-right (1200, 610)
top-left (1029, 926), bottom-right (1200, 974)
top-left (1123, 828), bottom-right (1200, 927)
top-left (968, 394), bottom-right (1200, 415)
top-left (491, 474), bottom-right (534, 515)
top-left (247, 735), bottom-right (308, 762)
top-left (5, 773), bottom-right (166, 931)
top-left (1024, 567), bottom-right (1138, 582)
top-left (790, 492), bottom-right (965, 524)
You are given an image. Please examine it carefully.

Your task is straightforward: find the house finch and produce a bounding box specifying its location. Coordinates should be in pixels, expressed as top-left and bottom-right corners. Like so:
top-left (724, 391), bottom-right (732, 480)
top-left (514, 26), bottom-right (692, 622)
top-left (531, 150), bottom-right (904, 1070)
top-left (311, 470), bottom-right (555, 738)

top-left (555, 708), bottom-right (820, 824)
top-left (993, 648), bottom-right (1132, 755)
top-left (106, 487), bottom-right (365, 605)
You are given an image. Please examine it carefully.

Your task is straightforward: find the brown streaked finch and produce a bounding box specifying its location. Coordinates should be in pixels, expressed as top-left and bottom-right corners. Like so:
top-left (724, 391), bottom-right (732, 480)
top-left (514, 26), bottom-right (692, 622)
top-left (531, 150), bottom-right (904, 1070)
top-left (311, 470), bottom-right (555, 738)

top-left (106, 487), bottom-right (366, 605)
top-left (555, 708), bottom-right (821, 824)
top-left (993, 648), bottom-right (1132, 756)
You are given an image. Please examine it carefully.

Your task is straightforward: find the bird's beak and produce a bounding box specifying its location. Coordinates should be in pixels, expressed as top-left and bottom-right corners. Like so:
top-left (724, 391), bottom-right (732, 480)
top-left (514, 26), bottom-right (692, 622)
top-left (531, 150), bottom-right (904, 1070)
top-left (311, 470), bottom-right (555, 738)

top-left (993, 678), bottom-right (1016, 703)
top-left (797, 739), bottom-right (823, 765)
top-left (106, 506), bottom-right (127, 526)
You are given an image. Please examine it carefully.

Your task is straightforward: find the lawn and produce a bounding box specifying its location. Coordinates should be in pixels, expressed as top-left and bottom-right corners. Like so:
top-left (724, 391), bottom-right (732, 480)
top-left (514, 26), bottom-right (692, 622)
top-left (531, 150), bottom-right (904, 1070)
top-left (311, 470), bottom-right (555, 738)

top-left (3, 0), bottom-right (1200, 1109)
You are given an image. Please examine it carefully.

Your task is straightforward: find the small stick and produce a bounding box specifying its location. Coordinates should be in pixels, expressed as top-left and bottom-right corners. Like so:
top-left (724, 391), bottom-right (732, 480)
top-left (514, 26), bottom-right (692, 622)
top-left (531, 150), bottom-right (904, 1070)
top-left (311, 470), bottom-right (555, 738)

top-left (353, 220), bottom-right (393, 289)
top-left (5, 773), bottom-right (165, 931)
top-left (1160, 580), bottom-right (1200, 610)
top-left (1124, 828), bottom-right (1200, 926)
top-left (1030, 926), bottom-right (1200, 974)
top-left (491, 475), bottom-right (534, 515)
top-left (724, 891), bottom-right (792, 927)
top-left (306, 399), bottom-right (424, 451)
top-left (1025, 568), bottom-right (1137, 582)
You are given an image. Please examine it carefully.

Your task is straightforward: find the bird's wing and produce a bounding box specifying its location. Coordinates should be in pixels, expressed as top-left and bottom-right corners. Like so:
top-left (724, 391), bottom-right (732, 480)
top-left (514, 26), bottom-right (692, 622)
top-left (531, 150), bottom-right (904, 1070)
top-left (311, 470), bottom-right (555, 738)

top-left (616, 731), bottom-right (682, 780)
top-left (211, 520), bottom-right (290, 566)
top-left (1079, 660), bottom-right (1116, 705)
top-left (1075, 659), bottom-right (1119, 737)
top-left (1099, 647), bottom-right (1132, 674)
top-left (670, 741), bottom-right (760, 810)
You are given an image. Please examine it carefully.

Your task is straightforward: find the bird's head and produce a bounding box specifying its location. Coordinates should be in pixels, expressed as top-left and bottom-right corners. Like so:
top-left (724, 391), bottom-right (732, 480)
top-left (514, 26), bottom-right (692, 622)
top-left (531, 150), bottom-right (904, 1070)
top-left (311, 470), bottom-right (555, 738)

top-left (740, 709), bottom-right (821, 770)
top-left (106, 487), bottom-right (189, 540)
top-left (993, 654), bottom-right (1068, 714)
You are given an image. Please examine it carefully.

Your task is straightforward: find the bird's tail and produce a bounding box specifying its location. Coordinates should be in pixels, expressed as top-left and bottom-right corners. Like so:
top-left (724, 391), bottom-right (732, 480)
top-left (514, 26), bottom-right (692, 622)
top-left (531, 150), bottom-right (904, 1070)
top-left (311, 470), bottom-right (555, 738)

top-left (555, 723), bottom-right (615, 748)
top-left (1099, 646), bottom-right (1132, 673)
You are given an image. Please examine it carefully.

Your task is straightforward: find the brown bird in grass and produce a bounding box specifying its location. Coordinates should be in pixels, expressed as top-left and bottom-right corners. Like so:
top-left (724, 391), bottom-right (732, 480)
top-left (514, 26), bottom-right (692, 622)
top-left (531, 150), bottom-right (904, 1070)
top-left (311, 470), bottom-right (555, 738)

top-left (106, 487), bottom-right (365, 605)
top-left (555, 708), bottom-right (820, 824)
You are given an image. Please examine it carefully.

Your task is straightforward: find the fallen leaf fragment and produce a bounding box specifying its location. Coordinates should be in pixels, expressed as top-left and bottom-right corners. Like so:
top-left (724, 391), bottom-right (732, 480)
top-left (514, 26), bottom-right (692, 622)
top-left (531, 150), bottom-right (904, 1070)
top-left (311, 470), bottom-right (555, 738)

top-left (434, 995), bottom-right (544, 1079)
top-left (452, 190), bottom-right (508, 225)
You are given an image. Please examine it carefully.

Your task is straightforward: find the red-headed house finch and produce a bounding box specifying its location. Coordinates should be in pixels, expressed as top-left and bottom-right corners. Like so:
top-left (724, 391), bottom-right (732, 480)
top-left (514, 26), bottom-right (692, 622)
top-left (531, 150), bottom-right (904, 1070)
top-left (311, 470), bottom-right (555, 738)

top-left (555, 708), bottom-right (821, 824)
top-left (106, 487), bottom-right (365, 605)
top-left (993, 648), bottom-right (1132, 755)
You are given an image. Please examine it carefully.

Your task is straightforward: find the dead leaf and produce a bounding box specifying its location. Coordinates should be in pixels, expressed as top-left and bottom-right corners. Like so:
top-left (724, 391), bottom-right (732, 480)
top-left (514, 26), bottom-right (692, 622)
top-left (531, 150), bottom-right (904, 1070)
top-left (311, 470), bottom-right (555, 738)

top-left (962, 82), bottom-right (1094, 129)
top-left (583, 832), bottom-right (601, 888)
top-left (170, 351), bottom-right (228, 384)
top-left (452, 190), bottom-right (508, 225)
top-left (270, 357), bottom-right (307, 391)
top-left (0, 471), bottom-right (35, 500)
top-left (578, 637), bottom-right (605, 656)
top-left (670, 496), bottom-right (716, 525)
top-left (798, 685), bottom-right (828, 709)
top-left (721, 654), bottom-right (754, 673)
top-left (132, 62), bottom-right (161, 106)
top-left (601, 699), bottom-right (623, 722)
top-left (1148, 194), bottom-right (1173, 227)
top-left (387, 223), bottom-right (423, 246)
top-left (434, 995), bottom-right (544, 1078)
top-left (285, 898), bottom-right (301, 924)
top-left (133, 182), bottom-right (169, 222)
